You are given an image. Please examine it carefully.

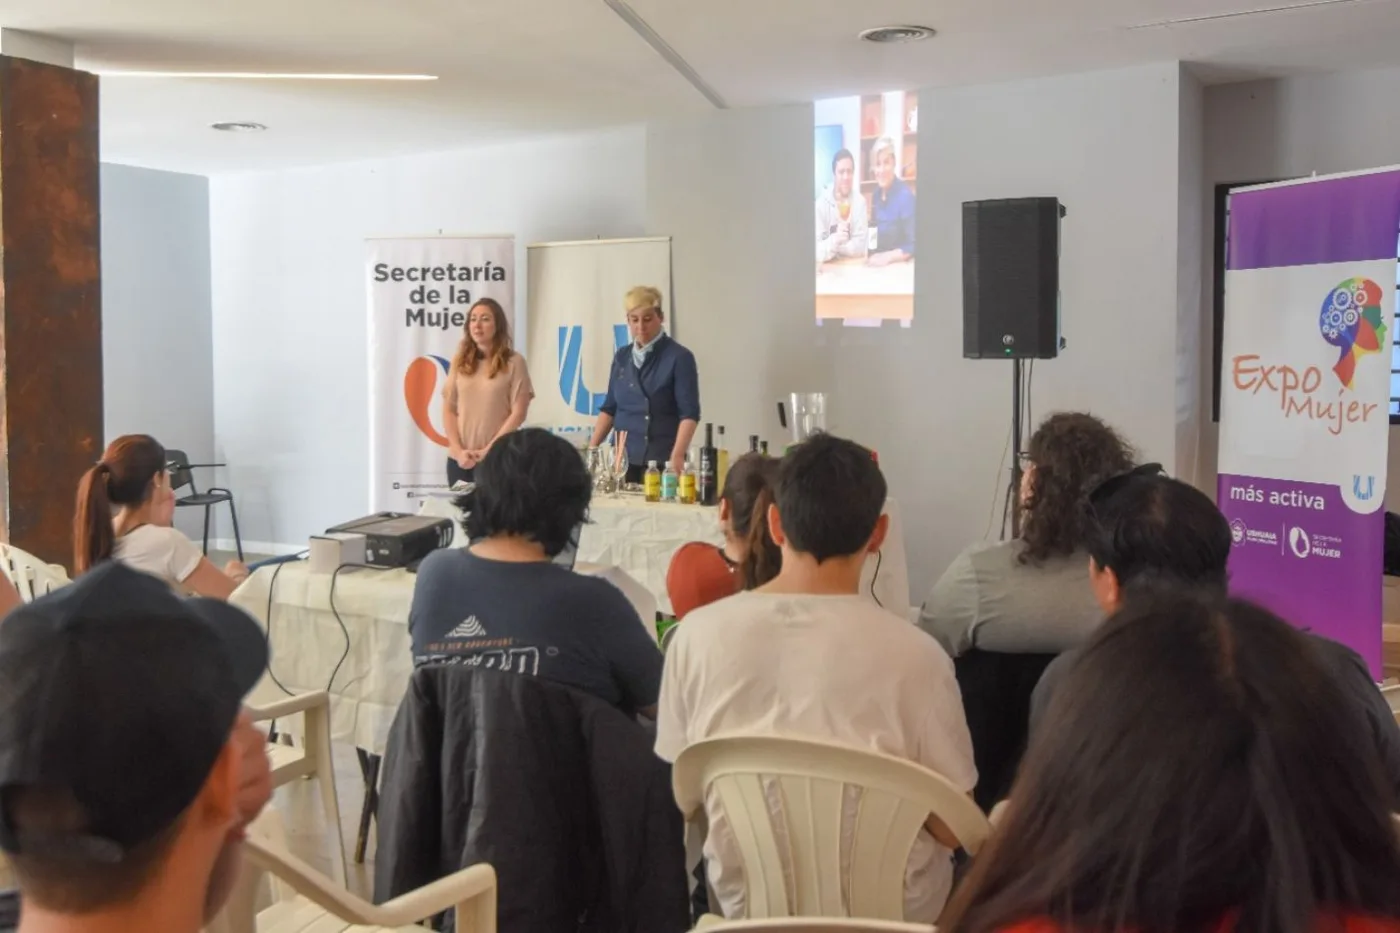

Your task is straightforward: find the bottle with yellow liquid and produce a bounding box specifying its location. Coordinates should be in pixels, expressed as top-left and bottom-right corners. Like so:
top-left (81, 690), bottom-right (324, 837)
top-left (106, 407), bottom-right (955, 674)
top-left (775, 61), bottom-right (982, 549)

top-left (716, 425), bottom-right (731, 496)
top-left (644, 461), bottom-right (662, 503)
top-left (679, 452), bottom-right (698, 505)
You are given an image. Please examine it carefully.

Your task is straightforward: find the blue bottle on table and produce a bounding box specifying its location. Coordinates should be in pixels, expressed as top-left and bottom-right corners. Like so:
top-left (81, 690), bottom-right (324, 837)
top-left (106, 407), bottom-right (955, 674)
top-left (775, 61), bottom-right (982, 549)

top-left (661, 463), bottom-right (678, 502)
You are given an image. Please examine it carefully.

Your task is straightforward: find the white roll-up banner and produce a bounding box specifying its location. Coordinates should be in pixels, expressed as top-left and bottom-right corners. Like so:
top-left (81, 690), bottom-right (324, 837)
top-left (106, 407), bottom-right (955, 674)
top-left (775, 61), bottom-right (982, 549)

top-left (525, 237), bottom-right (673, 442)
top-left (367, 235), bottom-right (515, 512)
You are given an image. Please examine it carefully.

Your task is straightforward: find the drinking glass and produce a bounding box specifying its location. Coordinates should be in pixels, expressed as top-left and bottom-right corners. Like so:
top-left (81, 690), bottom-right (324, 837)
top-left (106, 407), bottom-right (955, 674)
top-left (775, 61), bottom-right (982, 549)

top-left (610, 445), bottom-right (630, 499)
top-left (585, 447), bottom-right (609, 494)
top-left (838, 200), bottom-right (851, 221)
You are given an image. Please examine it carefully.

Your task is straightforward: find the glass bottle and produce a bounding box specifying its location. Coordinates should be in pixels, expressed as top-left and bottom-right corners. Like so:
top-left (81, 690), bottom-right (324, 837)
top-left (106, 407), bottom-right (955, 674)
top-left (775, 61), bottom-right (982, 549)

top-left (679, 452), bottom-right (698, 505)
top-left (715, 426), bottom-right (731, 496)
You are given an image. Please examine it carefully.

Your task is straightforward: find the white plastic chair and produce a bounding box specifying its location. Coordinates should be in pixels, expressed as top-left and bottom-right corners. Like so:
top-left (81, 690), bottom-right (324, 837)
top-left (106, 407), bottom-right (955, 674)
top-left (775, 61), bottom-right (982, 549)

top-left (699, 920), bottom-right (934, 933)
top-left (673, 735), bottom-right (990, 922)
top-left (1380, 683), bottom-right (1400, 722)
top-left (208, 809), bottom-right (497, 933)
top-left (245, 691), bottom-right (347, 886)
top-left (0, 543), bottom-right (68, 602)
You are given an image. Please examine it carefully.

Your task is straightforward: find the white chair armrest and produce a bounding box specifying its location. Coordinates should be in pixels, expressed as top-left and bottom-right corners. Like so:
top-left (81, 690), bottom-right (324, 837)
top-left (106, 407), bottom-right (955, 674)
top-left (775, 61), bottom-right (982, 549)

top-left (243, 838), bottom-right (496, 927)
top-left (246, 691), bottom-right (330, 722)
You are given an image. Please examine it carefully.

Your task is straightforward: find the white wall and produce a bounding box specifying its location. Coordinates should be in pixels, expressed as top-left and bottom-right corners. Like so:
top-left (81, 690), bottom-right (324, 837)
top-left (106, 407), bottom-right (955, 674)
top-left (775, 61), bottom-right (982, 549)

top-left (208, 62), bottom-right (1201, 584)
top-left (101, 162), bottom-right (216, 544)
top-left (209, 127), bottom-right (648, 548)
top-left (649, 63), bottom-right (1195, 598)
top-left (1176, 70), bottom-right (1205, 485)
top-left (1202, 67), bottom-right (1400, 507)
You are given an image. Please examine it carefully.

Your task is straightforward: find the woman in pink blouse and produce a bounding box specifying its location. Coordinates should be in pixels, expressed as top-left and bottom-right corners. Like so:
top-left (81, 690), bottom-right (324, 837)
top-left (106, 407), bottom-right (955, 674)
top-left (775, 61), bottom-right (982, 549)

top-left (441, 298), bottom-right (535, 485)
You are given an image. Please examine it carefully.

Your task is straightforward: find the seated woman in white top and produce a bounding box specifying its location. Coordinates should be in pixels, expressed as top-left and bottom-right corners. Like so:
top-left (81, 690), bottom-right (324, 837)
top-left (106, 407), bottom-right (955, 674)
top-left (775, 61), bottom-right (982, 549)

top-left (74, 434), bottom-right (249, 599)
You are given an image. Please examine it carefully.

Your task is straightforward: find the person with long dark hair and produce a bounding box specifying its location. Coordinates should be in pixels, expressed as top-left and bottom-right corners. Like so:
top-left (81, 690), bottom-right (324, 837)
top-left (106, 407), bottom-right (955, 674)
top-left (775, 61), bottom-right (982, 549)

top-left (442, 297), bottom-right (534, 486)
top-left (73, 435), bottom-right (248, 598)
top-left (918, 412), bottom-right (1135, 657)
top-left (940, 591), bottom-right (1400, 933)
top-left (665, 453), bottom-right (781, 620)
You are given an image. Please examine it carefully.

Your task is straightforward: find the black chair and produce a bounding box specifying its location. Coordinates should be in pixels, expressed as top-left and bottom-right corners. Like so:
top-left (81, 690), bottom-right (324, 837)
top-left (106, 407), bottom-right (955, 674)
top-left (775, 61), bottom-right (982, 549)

top-left (166, 449), bottom-right (244, 561)
top-left (954, 648), bottom-right (1058, 811)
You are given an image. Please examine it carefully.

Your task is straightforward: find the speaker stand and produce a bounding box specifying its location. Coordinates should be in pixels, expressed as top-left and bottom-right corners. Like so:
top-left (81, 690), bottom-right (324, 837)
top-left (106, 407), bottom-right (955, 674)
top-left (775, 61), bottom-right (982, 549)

top-left (1005, 358), bottom-right (1026, 540)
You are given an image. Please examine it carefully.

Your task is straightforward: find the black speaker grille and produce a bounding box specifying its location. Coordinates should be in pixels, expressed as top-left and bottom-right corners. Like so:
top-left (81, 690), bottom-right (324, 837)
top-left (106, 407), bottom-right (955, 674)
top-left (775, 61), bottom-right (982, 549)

top-left (962, 198), bottom-right (1061, 359)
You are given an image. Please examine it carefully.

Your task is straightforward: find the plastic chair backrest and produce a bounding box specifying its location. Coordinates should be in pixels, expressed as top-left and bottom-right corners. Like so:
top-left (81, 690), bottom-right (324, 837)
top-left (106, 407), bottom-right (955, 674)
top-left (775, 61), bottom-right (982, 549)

top-left (701, 920), bottom-right (935, 933)
top-left (245, 809), bottom-right (298, 906)
top-left (207, 806), bottom-right (498, 933)
top-left (954, 648), bottom-right (1057, 809)
top-left (1381, 683), bottom-right (1400, 720)
top-left (204, 810), bottom-right (293, 933)
top-left (673, 735), bottom-right (989, 920)
top-left (0, 544), bottom-right (69, 602)
top-left (165, 449), bottom-right (196, 495)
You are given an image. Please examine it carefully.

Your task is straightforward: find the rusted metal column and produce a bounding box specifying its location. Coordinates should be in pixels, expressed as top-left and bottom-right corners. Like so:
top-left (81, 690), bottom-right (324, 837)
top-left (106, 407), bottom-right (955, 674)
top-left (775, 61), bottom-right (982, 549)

top-left (0, 55), bottom-right (101, 569)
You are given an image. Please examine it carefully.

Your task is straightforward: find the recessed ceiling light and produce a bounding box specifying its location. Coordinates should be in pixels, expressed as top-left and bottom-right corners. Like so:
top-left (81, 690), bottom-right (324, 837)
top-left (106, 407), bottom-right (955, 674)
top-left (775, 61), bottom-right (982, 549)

top-left (858, 25), bottom-right (936, 43)
top-left (95, 71), bottom-right (437, 81)
top-left (211, 121), bottom-right (267, 132)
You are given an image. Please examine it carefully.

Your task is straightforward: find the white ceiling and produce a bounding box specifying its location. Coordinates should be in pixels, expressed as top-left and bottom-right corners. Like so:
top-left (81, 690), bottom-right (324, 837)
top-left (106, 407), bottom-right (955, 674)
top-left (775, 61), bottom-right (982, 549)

top-left (3, 0), bottom-right (1400, 174)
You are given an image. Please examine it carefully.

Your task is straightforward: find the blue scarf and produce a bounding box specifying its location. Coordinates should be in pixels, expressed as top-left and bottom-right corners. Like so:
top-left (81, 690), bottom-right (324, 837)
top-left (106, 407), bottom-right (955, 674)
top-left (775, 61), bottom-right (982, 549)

top-left (632, 332), bottom-right (663, 369)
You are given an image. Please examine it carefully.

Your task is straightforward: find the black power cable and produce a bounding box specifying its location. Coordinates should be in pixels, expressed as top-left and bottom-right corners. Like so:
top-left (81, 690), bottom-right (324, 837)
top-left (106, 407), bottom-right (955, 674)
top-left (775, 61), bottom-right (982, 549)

top-left (263, 560), bottom-right (296, 697)
top-left (327, 563), bottom-right (393, 693)
top-left (869, 548), bottom-right (884, 609)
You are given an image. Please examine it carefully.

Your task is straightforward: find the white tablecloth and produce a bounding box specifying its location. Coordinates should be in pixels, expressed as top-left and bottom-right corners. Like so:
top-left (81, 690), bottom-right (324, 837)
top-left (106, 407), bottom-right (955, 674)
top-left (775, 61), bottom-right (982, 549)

top-left (577, 497), bottom-right (724, 614)
top-left (233, 557), bottom-right (655, 755)
top-left (419, 493), bottom-right (911, 618)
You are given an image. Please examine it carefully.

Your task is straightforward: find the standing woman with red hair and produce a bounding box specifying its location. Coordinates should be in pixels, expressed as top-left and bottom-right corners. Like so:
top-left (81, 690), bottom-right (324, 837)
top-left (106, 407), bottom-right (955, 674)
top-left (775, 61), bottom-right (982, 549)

top-left (441, 297), bottom-right (535, 486)
top-left (74, 434), bottom-right (248, 598)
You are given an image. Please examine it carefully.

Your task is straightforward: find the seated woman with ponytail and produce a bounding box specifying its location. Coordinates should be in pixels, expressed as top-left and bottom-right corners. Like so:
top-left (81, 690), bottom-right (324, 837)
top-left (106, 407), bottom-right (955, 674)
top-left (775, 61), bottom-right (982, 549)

top-left (74, 435), bottom-right (250, 598)
top-left (666, 453), bottom-right (781, 620)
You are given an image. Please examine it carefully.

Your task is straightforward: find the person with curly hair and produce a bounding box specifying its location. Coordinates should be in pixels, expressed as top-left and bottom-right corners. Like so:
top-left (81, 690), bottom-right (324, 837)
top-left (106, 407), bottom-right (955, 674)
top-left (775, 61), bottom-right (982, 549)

top-left (917, 412), bottom-right (1135, 658)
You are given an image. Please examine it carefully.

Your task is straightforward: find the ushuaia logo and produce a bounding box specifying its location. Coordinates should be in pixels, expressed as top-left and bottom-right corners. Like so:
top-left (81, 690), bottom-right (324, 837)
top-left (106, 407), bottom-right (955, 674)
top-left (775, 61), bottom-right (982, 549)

top-left (1319, 277), bottom-right (1386, 389)
top-left (404, 355), bottom-right (451, 447)
top-left (556, 324), bottom-right (629, 416)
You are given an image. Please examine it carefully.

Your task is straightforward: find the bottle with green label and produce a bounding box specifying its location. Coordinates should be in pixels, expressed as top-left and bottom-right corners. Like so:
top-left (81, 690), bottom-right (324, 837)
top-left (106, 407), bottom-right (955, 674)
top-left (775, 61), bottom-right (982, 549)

top-left (644, 461), bottom-right (661, 503)
top-left (661, 462), bottom-right (679, 502)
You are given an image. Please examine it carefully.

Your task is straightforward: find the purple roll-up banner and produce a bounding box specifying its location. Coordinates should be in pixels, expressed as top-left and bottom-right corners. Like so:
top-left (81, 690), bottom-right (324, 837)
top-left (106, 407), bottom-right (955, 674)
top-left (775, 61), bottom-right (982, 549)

top-left (1218, 169), bottom-right (1400, 678)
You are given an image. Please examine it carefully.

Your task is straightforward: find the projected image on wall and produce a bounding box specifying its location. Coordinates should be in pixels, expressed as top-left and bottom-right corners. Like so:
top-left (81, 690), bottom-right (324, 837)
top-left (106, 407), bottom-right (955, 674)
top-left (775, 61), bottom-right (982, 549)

top-left (814, 91), bottom-right (917, 327)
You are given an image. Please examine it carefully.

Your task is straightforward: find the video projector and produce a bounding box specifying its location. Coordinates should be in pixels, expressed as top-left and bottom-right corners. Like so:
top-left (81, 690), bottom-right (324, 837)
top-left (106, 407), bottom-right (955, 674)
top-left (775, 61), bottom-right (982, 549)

top-left (325, 512), bottom-right (454, 570)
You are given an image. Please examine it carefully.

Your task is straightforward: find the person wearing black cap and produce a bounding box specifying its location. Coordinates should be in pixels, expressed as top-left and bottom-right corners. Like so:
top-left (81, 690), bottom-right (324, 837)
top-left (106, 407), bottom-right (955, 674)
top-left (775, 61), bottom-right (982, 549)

top-left (0, 562), bottom-right (272, 933)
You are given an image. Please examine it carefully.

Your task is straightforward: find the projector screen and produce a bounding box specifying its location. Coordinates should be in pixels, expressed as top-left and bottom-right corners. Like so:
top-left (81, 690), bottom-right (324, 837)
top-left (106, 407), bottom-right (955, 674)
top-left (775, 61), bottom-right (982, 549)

top-left (814, 91), bottom-right (918, 328)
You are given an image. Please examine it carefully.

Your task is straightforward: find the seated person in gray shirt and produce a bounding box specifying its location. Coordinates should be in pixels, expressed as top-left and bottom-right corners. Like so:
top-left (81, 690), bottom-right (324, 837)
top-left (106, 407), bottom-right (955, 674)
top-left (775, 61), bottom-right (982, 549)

top-left (408, 427), bottom-right (663, 717)
top-left (1029, 467), bottom-right (1400, 795)
top-left (918, 412), bottom-right (1135, 657)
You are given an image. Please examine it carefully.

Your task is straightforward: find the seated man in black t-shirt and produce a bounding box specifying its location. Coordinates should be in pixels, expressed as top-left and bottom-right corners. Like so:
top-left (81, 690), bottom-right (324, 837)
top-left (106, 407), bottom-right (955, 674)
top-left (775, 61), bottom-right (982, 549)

top-left (408, 428), bottom-right (663, 716)
top-left (1029, 469), bottom-right (1400, 797)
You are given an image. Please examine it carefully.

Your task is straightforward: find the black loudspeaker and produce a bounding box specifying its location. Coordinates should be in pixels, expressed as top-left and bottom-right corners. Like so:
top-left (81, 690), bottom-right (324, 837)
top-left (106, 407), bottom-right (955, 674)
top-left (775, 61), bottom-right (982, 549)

top-left (962, 197), bottom-right (1064, 360)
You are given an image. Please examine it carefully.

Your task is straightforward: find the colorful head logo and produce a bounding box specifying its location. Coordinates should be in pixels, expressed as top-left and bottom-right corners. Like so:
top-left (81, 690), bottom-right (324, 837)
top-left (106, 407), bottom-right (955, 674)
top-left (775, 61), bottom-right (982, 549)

top-left (1318, 277), bottom-right (1385, 389)
top-left (404, 355), bottom-right (450, 447)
